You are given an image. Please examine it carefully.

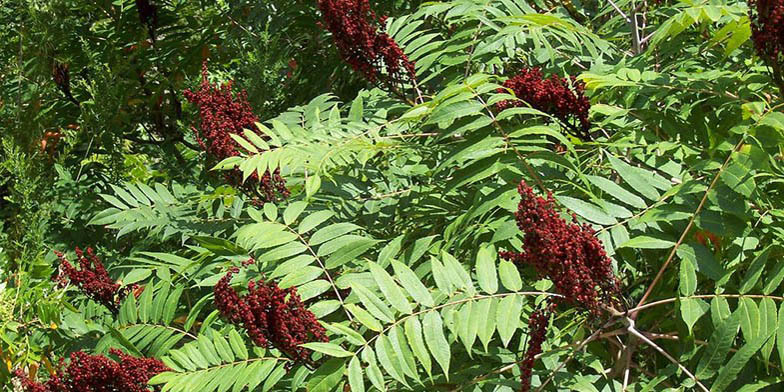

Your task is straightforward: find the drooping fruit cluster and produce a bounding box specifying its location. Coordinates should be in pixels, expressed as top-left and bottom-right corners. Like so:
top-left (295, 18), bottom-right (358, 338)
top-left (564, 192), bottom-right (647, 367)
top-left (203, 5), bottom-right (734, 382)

top-left (135, 0), bottom-right (159, 41)
top-left (55, 247), bottom-right (131, 313)
top-left (750, 1), bottom-right (784, 66)
top-left (519, 304), bottom-right (553, 392)
top-left (15, 349), bottom-right (168, 392)
top-left (184, 63), bottom-right (289, 203)
top-left (317, 0), bottom-right (418, 98)
top-left (499, 181), bottom-right (621, 316)
top-left (213, 266), bottom-right (328, 362)
top-left (496, 67), bottom-right (592, 140)
top-left (52, 61), bottom-right (78, 106)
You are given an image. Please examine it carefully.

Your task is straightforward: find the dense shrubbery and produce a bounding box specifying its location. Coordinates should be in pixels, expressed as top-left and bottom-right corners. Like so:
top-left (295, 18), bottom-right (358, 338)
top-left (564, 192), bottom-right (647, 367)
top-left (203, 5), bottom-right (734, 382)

top-left (2, 0), bottom-right (784, 391)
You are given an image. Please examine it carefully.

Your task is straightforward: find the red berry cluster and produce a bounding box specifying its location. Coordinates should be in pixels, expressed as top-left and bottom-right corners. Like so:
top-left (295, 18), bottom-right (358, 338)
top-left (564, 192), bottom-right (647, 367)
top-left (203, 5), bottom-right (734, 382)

top-left (213, 266), bottom-right (329, 362)
top-left (15, 349), bottom-right (168, 392)
top-left (750, 0), bottom-right (784, 63)
top-left (184, 63), bottom-right (289, 203)
top-left (496, 68), bottom-right (592, 140)
top-left (135, 0), bottom-right (159, 41)
top-left (52, 61), bottom-right (78, 106)
top-left (52, 62), bottom-right (70, 96)
top-left (317, 0), bottom-right (417, 93)
top-left (519, 304), bottom-right (553, 392)
top-left (55, 247), bottom-right (131, 313)
top-left (499, 181), bottom-right (621, 316)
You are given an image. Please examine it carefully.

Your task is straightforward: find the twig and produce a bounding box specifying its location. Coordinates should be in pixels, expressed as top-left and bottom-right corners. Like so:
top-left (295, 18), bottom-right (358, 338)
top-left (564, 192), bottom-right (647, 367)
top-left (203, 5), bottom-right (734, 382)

top-left (626, 319), bottom-right (709, 392)
top-left (629, 293), bottom-right (784, 314)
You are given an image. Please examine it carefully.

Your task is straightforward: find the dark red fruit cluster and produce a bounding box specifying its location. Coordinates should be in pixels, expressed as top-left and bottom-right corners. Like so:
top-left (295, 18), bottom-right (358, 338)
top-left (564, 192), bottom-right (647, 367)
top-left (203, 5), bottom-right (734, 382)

top-left (52, 61), bottom-right (78, 106)
top-left (519, 305), bottom-right (553, 392)
top-left (750, 0), bottom-right (784, 62)
top-left (499, 181), bottom-right (621, 316)
top-left (15, 349), bottom-right (168, 392)
top-left (213, 267), bottom-right (328, 362)
top-left (183, 63), bottom-right (289, 202)
top-left (496, 68), bottom-right (592, 140)
top-left (317, 0), bottom-right (417, 88)
top-left (135, 0), bottom-right (159, 41)
top-left (52, 62), bottom-right (70, 96)
top-left (55, 247), bottom-right (131, 313)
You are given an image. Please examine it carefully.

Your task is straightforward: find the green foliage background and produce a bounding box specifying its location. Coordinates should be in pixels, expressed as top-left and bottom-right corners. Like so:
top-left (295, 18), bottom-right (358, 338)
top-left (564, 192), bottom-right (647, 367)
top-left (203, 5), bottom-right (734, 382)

top-left (1, 0), bottom-right (784, 391)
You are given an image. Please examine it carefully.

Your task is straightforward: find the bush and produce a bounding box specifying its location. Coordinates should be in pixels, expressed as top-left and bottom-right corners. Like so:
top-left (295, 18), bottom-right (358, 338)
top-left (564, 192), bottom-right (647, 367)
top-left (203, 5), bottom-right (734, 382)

top-left (3, 0), bottom-right (784, 391)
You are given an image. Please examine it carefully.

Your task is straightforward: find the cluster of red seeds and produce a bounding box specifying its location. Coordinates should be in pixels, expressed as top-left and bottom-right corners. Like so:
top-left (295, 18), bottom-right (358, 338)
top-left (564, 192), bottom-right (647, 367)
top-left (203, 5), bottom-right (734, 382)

top-left (135, 0), bottom-right (159, 41)
top-left (213, 265), bottom-right (328, 362)
top-left (52, 62), bottom-right (70, 96)
top-left (499, 181), bottom-right (621, 316)
top-left (15, 349), bottom-right (168, 392)
top-left (749, 0), bottom-right (784, 63)
top-left (496, 68), bottom-right (592, 140)
top-left (52, 61), bottom-right (78, 106)
top-left (519, 304), bottom-right (553, 392)
top-left (55, 247), bottom-right (131, 313)
top-left (184, 63), bottom-right (289, 203)
top-left (317, 0), bottom-right (417, 89)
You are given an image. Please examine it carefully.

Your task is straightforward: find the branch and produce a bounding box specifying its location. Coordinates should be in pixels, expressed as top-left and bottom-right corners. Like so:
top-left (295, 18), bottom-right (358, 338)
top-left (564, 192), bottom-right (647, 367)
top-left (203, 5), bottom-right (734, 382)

top-left (626, 319), bottom-right (709, 392)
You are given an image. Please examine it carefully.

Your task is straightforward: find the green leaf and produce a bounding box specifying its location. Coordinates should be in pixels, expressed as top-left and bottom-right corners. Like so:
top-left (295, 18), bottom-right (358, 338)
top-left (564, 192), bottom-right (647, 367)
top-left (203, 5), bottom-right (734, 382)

top-left (375, 334), bottom-right (409, 387)
top-left (325, 237), bottom-right (378, 268)
top-left (377, 235), bottom-right (404, 266)
top-left (498, 260), bottom-right (522, 291)
top-left (283, 201), bottom-right (308, 226)
top-left (307, 359), bottom-right (345, 392)
top-left (720, 155), bottom-right (756, 197)
top-left (361, 348), bottom-right (385, 391)
top-left (263, 203), bottom-right (278, 221)
top-left (298, 210), bottom-right (334, 234)
top-left (300, 342), bottom-right (353, 358)
top-left (619, 236), bottom-right (675, 249)
top-left (607, 154), bottom-right (660, 200)
top-left (310, 223), bottom-right (362, 246)
top-left (586, 175), bottom-right (646, 209)
top-left (368, 262), bottom-right (412, 314)
top-left (696, 310), bottom-right (740, 379)
top-left (740, 298), bottom-right (761, 342)
top-left (230, 133), bottom-right (259, 154)
top-left (323, 322), bottom-right (366, 346)
top-left (228, 329), bottom-right (248, 360)
top-left (476, 245), bottom-right (498, 294)
top-left (351, 284), bottom-right (395, 323)
top-left (740, 246), bottom-right (771, 294)
top-left (348, 356), bottom-right (365, 392)
top-left (391, 260), bottom-right (435, 307)
top-left (760, 298), bottom-right (777, 363)
top-left (712, 329), bottom-right (774, 392)
top-left (404, 317), bottom-right (432, 379)
top-left (778, 301), bottom-right (784, 372)
top-left (677, 243), bottom-right (725, 281)
top-left (345, 304), bottom-right (382, 332)
top-left (679, 255), bottom-right (697, 296)
top-left (243, 128), bottom-right (270, 151)
top-left (441, 251), bottom-right (473, 294)
top-left (422, 312), bottom-right (450, 378)
top-left (496, 295), bottom-right (522, 346)
top-left (306, 174), bottom-right (322, 198)
top-left (555, 196), bottom-right (617, 225)
top-left (388, 326), bottom-right (418, 381)
top-left (476, 298), bottom-right (497, 352)
top-left (680, 298), bottom-right (709, 334)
